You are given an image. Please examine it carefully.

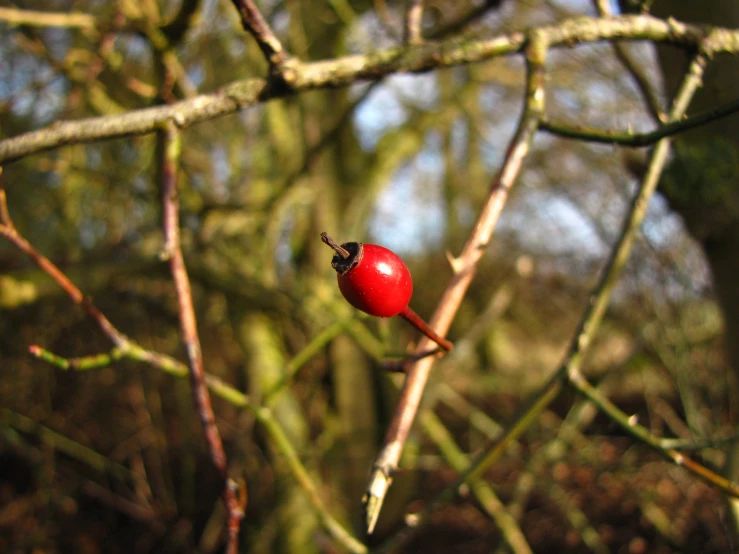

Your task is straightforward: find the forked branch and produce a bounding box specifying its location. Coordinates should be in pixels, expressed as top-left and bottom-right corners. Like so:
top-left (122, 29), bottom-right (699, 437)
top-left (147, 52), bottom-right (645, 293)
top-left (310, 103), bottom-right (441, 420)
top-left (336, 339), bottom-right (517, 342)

top-left (229, 0), bottom-right (289, 69)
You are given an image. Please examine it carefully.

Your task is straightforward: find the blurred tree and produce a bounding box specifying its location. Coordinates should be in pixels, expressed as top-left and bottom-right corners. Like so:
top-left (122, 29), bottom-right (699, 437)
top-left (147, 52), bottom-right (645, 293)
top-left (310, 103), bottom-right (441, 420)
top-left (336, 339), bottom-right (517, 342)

top-left (1, 1), bottom-right (738, 553)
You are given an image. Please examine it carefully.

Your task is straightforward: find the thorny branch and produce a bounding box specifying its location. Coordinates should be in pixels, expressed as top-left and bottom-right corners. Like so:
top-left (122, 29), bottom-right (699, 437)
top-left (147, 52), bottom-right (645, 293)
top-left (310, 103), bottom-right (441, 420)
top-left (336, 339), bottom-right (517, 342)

top-left (362, 29), bottom-right (549, 534)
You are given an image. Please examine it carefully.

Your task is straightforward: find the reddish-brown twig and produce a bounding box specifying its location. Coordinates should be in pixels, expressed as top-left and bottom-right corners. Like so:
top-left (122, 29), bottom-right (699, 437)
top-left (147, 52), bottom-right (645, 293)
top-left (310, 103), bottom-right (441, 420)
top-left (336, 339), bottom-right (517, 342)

top-left (0, 169), bottom-right (128, 347)
top-left (159, 121), bottom-right (244, 552)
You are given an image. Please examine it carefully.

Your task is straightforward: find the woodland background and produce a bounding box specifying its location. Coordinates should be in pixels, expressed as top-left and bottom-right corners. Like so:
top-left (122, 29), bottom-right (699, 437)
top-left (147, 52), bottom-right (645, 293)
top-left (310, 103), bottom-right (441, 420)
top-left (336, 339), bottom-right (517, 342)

top-left (1, 0), bottom-right (739, 553)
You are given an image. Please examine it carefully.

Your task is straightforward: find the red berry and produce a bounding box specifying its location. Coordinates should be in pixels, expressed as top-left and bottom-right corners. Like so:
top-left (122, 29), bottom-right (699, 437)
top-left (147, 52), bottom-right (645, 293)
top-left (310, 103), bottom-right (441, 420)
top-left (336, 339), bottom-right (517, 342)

top-left (321, 232), bottom-right (452, 352)
top-left (320, 233), bottom-right (412, 317)
top-left (337, 243), bottom-right (413, 317)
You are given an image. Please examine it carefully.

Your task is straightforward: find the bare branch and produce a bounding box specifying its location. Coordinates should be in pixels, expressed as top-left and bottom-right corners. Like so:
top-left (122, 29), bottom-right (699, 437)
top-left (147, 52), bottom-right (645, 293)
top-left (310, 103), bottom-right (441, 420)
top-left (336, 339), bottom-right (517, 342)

top-left (592, 0), bottom-right (665, 122)
top-left (540, 96), bottom-right (739, 146)
top-left (3, 15), bottom-right (738, 164)
top-left (0, 173), bottom-right (128, 347)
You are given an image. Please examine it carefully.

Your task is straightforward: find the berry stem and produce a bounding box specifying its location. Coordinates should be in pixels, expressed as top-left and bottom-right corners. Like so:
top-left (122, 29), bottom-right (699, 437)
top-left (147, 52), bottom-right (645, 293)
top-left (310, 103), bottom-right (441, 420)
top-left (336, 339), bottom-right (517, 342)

top-left (320, 232), bottom-right (350, 259)
top-left (400, 306), bottom-right (453, 352)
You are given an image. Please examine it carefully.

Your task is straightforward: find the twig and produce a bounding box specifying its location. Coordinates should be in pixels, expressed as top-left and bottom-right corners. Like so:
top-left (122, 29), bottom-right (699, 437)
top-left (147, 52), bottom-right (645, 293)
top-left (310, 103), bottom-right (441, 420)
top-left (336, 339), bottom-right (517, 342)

top-left (658, 432), bottom-right (739, 451)
top-left (592, 0), bottom-right (665, 122)
top-left (540, 96), bottom-right (739, 146)
top-left (362, 30), bottom-right (549, 535)
top-left (0, 6), bottom-right (96, 29)
top-left (82, 480), bottom-right (161, 527)
top-left (158, 120), bottom-right (244, 553)
top-left (2, 409), bottom-right (135, 482)
top-left (404, 0), bottom-right (423, 45)
top-left (567, 370), bottom-right (739, 499)
top-left (252, 407), bottom-right (367, 554)
top-left (28, 345), bottom-right (126, 370)
top-left (229, 0), bottom-right (288, 69)
top-left (4, 15), bottom-right (739, 164)
top-left (0, 173), bottom-right (128, 348)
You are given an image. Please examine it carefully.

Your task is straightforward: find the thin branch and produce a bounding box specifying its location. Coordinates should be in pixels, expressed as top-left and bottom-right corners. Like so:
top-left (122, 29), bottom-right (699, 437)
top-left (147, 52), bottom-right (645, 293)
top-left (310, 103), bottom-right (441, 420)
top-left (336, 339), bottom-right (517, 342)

top-left (567, 371), bottom-right (739, 499)
top-left (251, 408), bottom-right (367, 554)
top-left (3, 14), bottom-right (739, 164)
top-left (0, 6), bottom-right (96, 29)
top-left (539, 96), bottom-right (739, 146)
top-left (27, 343), bottom-right (253, 408)
top-left (229, 0), bottom-right (288, 68)
top-left (81, 480), bottom-right (161, 527)
top-left (28, 345), bottom-right (126, 370)
top-left (404, 0), bottom-right (423, 45)
top-left (2, 408), bottom-right (135, 482)
top-left (0, 182), bottom-right (128, 347)
top-left (362, 29), bottom-right (549, 535)
top-left (659, 432), bottom-right (739, 451)
top-left (158, 120), bottom-right (244, 553)
top-left (612, 40), bottom-right (665, 122)
top-left (592, 0), bottom-right (665, 122)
